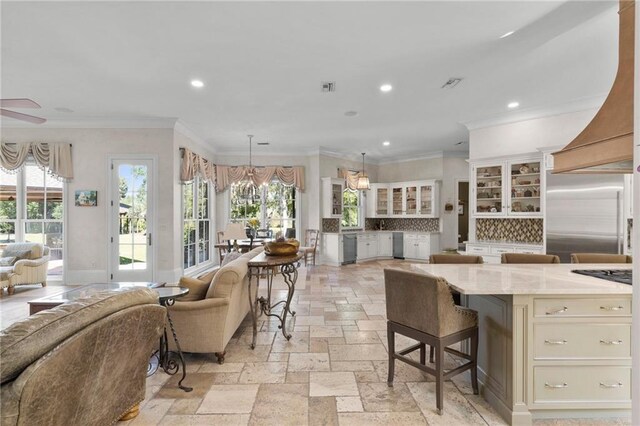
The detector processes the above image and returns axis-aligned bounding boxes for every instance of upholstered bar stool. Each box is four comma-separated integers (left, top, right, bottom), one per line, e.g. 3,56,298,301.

501,253,560,264
384,268,479,415
570,253,632,263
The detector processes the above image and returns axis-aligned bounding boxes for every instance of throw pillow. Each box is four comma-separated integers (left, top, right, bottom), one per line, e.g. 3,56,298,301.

221,250,242,266
0,256,17,266
197,268,218,285
178,277,210,301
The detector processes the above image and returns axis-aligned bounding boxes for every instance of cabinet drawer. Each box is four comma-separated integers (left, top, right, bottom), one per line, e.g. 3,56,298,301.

534,366,631,403
533,298,632,318
534,324,631,359
514,247,542,254
490,246,513,255
467,245,489,255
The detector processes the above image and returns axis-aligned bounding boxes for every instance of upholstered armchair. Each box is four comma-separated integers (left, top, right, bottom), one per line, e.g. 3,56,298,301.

0,288,165,425
167,247,263,364
0,243,50,295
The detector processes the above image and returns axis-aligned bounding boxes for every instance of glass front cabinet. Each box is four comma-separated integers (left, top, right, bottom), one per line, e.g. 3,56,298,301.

322,177,345,218
471,156,543,218
366,183,390,218
368,180,439,218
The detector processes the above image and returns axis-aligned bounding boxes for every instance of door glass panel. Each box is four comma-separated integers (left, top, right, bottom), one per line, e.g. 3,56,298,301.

509,161,541,214
25,222,43,243
0,169,17,243
376,188,388,215
476,165,503,213
392,187,403,215
118,164,148,270
420,185,432,215
405,186,417,215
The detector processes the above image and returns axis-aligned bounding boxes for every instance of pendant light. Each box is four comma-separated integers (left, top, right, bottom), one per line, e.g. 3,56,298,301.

356,152,370,190
237,135,260,203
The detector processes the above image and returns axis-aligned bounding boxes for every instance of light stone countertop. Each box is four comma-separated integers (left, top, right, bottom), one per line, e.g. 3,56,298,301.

409,263,632,295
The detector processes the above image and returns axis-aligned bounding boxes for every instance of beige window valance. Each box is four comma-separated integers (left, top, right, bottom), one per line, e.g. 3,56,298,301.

180,147,216,184
338,168,361,191
215,165,305,193
0,142,73,180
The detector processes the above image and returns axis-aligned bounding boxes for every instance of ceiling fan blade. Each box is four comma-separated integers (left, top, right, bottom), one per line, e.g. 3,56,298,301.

0,109,46,124
0,98,41,108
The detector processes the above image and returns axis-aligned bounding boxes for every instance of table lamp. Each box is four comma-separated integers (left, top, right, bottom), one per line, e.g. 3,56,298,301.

285,228,296,240
223,223,248,252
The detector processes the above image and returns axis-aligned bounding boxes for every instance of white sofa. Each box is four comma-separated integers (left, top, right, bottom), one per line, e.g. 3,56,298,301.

0,243,50,295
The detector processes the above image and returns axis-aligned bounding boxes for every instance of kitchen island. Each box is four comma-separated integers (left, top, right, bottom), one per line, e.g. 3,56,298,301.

411,263,632,426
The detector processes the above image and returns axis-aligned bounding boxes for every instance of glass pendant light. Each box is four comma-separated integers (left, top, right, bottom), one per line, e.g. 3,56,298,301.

356,152,370,190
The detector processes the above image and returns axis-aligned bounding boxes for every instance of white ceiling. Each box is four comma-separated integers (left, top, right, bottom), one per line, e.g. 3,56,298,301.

1,1,619,160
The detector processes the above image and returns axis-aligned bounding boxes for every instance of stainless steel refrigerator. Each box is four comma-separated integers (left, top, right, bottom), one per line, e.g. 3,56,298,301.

546,172,625,263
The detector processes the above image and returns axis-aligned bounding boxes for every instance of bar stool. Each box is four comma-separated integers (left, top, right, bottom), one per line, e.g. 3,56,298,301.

428,254,483,304
570,253,632,263
384,268,479,415
501,253,560,264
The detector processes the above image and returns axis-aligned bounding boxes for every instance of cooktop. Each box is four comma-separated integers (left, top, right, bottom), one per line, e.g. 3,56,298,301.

572,269,632,285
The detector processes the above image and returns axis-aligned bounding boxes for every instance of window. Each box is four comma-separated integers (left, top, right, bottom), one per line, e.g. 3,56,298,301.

0,165,64,276
342,189,360,228
229,180,297,238
183,177,211,270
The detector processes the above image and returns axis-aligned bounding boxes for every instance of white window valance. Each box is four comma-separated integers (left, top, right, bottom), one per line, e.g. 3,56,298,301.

0,142,73,181
215,165,305,193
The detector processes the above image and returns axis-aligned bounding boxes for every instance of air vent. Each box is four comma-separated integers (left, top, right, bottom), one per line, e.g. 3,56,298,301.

321,81,336,92
257,142,270,146
441,78,463,89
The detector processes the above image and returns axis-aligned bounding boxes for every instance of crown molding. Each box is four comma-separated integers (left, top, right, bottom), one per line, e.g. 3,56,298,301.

462,94,606,131
174,120,216,155
0,116,179,129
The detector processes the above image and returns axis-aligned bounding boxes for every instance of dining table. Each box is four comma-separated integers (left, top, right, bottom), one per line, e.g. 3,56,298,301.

214,238,274,253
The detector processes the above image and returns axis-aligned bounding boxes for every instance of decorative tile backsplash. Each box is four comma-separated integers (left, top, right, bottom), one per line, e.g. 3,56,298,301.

322,218,340,233
475,218,543,243
365,218,440,233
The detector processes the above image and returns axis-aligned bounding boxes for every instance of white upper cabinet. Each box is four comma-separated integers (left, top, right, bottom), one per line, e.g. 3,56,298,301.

471,156,543,218
322,177,345,219
368,180,439,218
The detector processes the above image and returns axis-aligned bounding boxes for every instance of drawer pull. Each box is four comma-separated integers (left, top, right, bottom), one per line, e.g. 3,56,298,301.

544,339,568,345
545,306,568,315
600,306,624,311
544,382,568,389
599,339,623,345
599,382,623,388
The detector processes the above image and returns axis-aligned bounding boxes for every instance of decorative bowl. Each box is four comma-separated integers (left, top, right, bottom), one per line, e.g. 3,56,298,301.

264,240,300,256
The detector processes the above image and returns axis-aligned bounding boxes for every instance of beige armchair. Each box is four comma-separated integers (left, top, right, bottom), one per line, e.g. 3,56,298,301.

0,288,165,425
167,247,263,364
0,243,50,295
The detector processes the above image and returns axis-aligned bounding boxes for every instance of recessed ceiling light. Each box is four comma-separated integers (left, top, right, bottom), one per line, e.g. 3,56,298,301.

383,141,391,146
344,111,358,117
380,84,393,93
500,31,515,39
190,79,204,88
507,101,520,109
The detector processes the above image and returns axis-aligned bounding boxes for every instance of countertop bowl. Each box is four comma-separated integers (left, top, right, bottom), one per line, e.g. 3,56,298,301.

264,240,300,256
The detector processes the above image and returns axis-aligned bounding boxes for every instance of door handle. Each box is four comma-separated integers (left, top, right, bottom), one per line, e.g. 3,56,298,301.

147,233,152,246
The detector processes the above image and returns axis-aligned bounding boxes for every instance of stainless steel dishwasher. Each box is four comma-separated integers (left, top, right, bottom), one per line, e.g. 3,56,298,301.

342,234,357,264
393,232,404,259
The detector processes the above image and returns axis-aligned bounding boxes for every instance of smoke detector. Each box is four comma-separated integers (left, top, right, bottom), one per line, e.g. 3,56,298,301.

441,78,463,89
321,81,336,92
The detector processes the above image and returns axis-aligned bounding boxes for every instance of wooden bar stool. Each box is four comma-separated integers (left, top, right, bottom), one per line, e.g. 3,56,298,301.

384,268,479,415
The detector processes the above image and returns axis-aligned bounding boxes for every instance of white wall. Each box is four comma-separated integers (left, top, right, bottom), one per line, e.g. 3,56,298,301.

2,127,178,284
469,108,599,160
377,157,442,182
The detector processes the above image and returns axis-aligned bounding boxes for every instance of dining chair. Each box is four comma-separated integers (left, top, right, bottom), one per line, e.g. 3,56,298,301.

216,231,229,264
300,229,320,266
570,253,632,263
384,268,479,415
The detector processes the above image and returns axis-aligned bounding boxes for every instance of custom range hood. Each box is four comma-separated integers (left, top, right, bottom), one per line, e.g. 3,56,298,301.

553,0,634,174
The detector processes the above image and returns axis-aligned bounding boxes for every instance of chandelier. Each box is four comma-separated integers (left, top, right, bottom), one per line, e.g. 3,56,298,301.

356,152,370,190
236,135,261,203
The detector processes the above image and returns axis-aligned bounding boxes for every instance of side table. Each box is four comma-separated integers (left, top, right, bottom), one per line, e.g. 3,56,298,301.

247,252,303,349
148,287,193,392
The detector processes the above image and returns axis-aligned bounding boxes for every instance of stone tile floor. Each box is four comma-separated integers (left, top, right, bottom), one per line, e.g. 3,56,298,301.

117,260,631,426
0,261,627,425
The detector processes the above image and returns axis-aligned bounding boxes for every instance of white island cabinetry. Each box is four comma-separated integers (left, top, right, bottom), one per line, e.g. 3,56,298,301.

413,263,632,425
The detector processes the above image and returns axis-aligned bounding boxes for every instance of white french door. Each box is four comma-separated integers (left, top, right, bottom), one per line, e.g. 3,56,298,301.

110,158,154,282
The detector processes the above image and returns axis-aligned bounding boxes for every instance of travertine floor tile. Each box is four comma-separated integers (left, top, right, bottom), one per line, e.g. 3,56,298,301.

336,396,364,413
358,382,420,412
271,332,310,353
238,362,287,384
356,320,387,331
160,414,250,425
406,382,486,425
309,396,339,426
310,325,344,338
337,412,427,425
309,372,359,397
197,385,259,414
288,352,331,372
249,384,308,425
329,344,387,361
343,331,381,344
